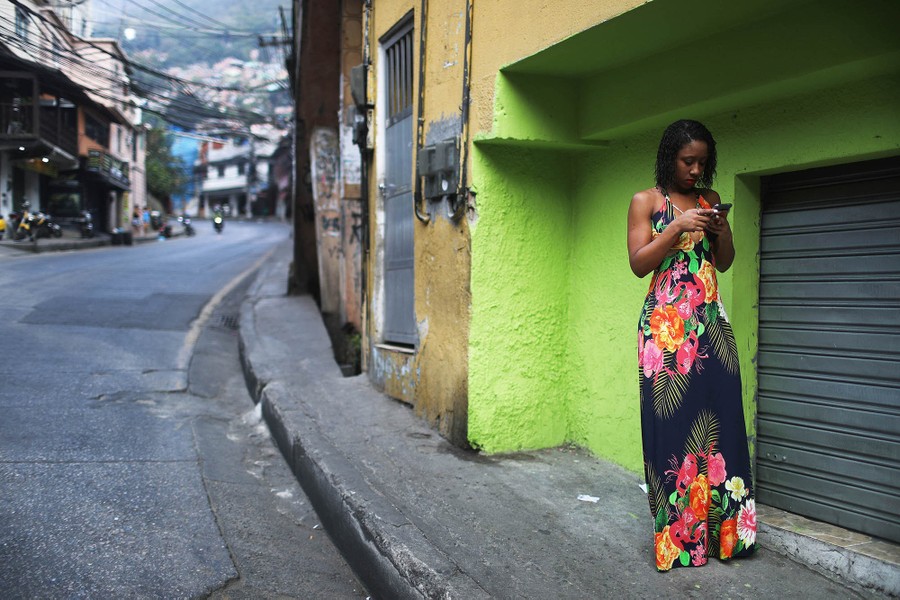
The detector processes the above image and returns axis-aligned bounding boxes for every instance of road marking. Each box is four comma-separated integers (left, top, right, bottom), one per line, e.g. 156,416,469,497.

177,247,276,370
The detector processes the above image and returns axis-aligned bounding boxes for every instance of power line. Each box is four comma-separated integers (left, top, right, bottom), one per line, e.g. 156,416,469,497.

92,0,259,36
0,19,272,126
5,2,259,93
1,1,287,129
169,0,237,31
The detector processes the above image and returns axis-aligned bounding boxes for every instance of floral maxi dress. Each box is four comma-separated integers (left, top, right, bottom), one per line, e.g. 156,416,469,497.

638,194,758,571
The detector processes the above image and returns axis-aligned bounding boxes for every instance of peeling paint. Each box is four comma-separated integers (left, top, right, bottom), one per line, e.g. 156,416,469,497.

370,345,416,404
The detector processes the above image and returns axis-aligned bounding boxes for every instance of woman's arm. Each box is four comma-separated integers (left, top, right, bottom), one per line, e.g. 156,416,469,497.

627,190,714,278
703,190,735,272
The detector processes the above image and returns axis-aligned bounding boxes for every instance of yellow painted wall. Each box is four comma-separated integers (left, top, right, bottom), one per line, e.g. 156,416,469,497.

367,1,475,444
468,0,644,138
365,0,646,446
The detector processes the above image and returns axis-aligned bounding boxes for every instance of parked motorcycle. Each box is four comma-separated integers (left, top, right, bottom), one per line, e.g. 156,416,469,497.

13,203,34,240
11,203,63,241
178,214,195,236
8,211,22,233
75,210,95,238
29,211,63,239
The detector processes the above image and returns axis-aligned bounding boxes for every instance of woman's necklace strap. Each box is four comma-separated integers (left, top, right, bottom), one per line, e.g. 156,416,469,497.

665,191,698,215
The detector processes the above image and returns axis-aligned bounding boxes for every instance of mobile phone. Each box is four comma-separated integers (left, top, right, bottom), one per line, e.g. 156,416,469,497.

713,203,732,212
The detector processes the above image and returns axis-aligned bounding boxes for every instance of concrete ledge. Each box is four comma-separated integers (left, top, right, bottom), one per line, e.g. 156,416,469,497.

759,507,900,597
238,296,488,600
0,237,108,253
260,382,434,600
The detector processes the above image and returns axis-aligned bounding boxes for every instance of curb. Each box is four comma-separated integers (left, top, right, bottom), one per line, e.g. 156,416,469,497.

0,237,107,253
0,231,183,254
238,295,489,600
759,522,900,597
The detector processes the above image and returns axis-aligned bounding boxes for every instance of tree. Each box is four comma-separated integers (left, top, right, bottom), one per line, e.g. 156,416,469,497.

145,127,188,203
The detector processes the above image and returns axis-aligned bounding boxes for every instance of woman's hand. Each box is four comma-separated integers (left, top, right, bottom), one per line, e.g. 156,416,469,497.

705,208,732,239
705,207,735,272
675,208,715,234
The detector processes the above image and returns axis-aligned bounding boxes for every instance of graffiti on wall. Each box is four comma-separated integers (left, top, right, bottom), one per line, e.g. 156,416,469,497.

341,124,361,191
310,128,340,215
349,211,363,244
310,127,342,313
321,215,340,234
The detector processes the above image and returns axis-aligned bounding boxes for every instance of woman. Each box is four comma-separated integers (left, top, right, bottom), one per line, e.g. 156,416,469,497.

627,119,757,571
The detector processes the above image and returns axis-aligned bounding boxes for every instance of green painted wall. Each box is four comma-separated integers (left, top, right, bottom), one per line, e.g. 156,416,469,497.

470,71,900,466
468,0,900,467
468,147,573,452
569,73,900,473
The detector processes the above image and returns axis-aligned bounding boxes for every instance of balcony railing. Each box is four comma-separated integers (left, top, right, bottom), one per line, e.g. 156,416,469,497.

86,149,130,189
39,102,78,156
1,100,78,157
1,101,34,137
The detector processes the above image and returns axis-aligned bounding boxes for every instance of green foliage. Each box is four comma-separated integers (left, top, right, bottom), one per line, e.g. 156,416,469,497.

145,128,188,200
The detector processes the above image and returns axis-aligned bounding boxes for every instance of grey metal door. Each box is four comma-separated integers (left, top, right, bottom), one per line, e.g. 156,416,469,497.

382,23,416,346
757,156,900,543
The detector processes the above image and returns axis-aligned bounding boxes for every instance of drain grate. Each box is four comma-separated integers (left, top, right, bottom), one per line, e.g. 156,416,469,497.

218,314,239,330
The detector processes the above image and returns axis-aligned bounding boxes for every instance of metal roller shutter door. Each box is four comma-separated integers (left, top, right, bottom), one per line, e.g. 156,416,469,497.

757,156,900,543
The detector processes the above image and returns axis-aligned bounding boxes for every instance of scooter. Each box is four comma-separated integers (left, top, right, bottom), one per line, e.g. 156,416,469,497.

75,210,94,238
13,203,34,241
179,214,195,236
29,212,63,239
213,213,224,233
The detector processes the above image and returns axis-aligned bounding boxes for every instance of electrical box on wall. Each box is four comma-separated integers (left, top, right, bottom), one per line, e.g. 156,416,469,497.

417,138,459,200
350,64,367,108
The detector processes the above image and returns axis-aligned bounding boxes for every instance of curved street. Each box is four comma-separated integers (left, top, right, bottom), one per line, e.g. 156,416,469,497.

0,221,367,598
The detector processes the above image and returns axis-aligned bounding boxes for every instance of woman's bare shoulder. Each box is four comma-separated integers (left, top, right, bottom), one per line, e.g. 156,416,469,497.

631,187,661,212
697,188,721,204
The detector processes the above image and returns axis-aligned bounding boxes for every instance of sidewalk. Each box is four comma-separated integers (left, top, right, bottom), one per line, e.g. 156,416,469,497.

0,227,178,254
239,240,898,600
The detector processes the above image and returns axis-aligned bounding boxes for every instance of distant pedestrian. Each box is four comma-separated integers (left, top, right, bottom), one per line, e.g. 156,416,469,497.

627,119,757,571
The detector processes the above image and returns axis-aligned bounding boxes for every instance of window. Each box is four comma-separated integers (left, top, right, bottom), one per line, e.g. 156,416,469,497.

237,162,245,176
385,26,413,125
218,165,225,177
84,114,109,144
15,7,30,42
1,76,36,135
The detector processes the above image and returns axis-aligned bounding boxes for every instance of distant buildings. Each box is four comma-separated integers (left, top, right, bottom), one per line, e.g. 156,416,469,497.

193,125,286,218
0,0,146,233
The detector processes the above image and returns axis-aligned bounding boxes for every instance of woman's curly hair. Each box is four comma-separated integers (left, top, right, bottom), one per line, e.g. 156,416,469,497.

655,119,717,191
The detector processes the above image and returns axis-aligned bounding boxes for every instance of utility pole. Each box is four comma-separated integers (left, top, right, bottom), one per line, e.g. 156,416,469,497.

246,135,256,218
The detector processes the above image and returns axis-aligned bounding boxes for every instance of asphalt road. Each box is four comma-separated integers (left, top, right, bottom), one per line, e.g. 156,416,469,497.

0,220,367,598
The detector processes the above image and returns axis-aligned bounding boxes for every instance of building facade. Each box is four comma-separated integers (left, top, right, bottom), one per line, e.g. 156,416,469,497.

0,0,144,233
195,132,280,219
293,0,900,545
288,0,365,366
